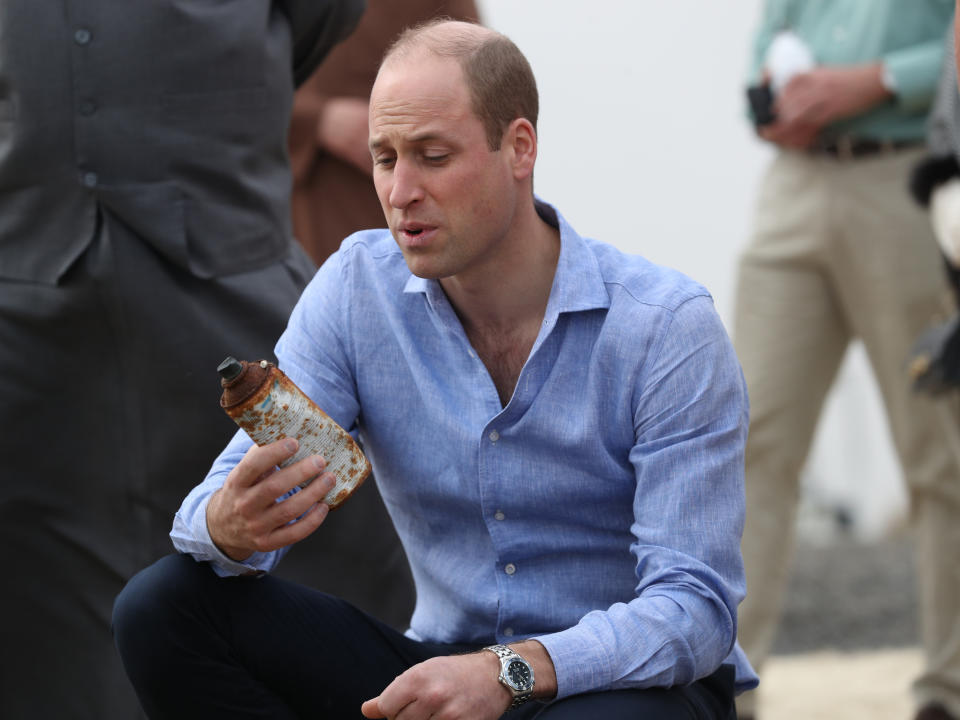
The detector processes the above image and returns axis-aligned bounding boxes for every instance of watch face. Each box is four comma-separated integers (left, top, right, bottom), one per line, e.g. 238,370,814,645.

506,659,532,691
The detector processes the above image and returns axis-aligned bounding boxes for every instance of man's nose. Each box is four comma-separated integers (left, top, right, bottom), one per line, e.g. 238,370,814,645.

388,159,424,209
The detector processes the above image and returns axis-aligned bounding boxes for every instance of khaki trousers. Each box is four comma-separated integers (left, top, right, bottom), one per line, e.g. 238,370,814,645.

733,148,960,717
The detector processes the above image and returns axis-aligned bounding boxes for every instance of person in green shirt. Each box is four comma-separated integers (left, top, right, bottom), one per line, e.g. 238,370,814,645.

733,3,960,720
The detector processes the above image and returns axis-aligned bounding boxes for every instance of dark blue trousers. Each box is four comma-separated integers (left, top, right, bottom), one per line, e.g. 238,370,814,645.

113,554,735,719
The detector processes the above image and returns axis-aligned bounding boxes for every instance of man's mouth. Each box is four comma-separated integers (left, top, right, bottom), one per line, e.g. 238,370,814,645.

398,222,437,245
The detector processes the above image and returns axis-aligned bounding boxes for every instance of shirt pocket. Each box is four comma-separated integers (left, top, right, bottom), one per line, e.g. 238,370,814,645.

159,0,275,95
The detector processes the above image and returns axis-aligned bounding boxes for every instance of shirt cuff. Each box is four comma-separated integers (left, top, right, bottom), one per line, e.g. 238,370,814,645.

170,500,276,577
533,624,615,699
882,39,947,112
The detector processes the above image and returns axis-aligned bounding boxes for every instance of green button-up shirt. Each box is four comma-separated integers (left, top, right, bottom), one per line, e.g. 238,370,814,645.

748,0,954,141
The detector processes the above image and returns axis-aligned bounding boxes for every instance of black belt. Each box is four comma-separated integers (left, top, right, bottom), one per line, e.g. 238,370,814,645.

812,136,922,159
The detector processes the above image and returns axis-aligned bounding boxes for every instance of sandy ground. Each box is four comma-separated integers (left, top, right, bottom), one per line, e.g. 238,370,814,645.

759,647,922,720
748,525,925,720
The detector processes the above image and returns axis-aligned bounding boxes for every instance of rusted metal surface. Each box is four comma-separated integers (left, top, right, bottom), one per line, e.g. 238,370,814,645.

219,358,370,508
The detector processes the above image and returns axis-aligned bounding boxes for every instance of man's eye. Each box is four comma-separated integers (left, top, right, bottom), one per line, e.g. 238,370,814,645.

424,154,448,164
375,156,395,167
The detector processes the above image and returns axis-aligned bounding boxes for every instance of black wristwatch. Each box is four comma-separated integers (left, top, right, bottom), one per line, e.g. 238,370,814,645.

484,644,535,710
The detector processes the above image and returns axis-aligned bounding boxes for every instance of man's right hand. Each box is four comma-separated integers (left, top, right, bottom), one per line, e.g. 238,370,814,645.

318,96,374,176
206,438,337,562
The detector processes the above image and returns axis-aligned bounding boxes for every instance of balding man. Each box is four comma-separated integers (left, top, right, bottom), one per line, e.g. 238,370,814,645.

113,20,755,719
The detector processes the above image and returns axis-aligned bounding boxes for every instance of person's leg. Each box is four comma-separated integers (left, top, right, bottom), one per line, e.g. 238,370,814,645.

830,148,960,719
0,222,147,720
530,665,735,720
113,554,452,719
732,151,851,718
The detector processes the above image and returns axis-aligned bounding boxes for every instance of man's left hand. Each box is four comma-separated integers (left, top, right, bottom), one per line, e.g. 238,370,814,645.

360,652,510,720
774,63,890,133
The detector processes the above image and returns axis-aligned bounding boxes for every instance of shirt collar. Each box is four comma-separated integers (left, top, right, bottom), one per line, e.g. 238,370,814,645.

402,198,611,320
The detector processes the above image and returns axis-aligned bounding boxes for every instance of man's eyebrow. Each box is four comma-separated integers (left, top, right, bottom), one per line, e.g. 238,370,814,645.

369,132,450,151
408,132,447,144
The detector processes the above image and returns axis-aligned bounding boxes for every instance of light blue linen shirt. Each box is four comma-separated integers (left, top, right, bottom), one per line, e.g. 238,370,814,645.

171,201,758,698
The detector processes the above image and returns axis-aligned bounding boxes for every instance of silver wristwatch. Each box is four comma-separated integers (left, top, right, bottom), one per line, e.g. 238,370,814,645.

484,644,535,710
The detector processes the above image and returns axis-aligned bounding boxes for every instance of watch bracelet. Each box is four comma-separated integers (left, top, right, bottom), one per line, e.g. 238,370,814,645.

483,644,534,709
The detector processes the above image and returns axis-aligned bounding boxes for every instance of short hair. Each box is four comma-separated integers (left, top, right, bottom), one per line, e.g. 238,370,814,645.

383,20,539,151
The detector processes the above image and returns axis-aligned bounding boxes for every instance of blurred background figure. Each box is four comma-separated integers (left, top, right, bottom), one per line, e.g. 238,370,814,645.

288,1,481,266
732,3,960,720
0,2,361,717
277,0,481,630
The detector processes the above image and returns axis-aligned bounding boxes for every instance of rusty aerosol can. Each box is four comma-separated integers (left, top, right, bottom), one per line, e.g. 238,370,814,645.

217,356,370,509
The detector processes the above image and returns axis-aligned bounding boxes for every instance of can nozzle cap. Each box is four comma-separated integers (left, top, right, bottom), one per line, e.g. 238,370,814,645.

217,356,244,382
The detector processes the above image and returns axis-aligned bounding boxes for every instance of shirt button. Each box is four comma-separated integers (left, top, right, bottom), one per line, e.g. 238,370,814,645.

79,99,97,116
81,172,98,188
489,430,500,443
504,563,516,575
503,627,515,637
74,28,92,45
494,510,505,521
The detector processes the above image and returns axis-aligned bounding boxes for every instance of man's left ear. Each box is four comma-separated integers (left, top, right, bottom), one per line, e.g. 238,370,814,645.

506,118,537,180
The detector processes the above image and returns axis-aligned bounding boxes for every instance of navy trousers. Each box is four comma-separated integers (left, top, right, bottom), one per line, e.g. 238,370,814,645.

113,554,735,719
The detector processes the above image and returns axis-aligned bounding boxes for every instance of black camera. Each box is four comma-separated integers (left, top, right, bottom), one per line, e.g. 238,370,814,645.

746,84,776,127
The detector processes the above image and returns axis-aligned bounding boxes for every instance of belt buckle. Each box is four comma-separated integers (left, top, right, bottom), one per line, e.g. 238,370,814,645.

836,135,854,161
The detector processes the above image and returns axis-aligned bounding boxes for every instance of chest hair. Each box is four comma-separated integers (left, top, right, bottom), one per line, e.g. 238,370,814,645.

466,323,538,407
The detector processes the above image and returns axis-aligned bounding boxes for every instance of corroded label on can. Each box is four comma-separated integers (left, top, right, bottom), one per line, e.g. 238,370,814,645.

223,364,369,509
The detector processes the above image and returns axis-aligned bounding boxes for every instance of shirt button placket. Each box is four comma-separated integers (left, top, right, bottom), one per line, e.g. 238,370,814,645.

73,26,98,188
